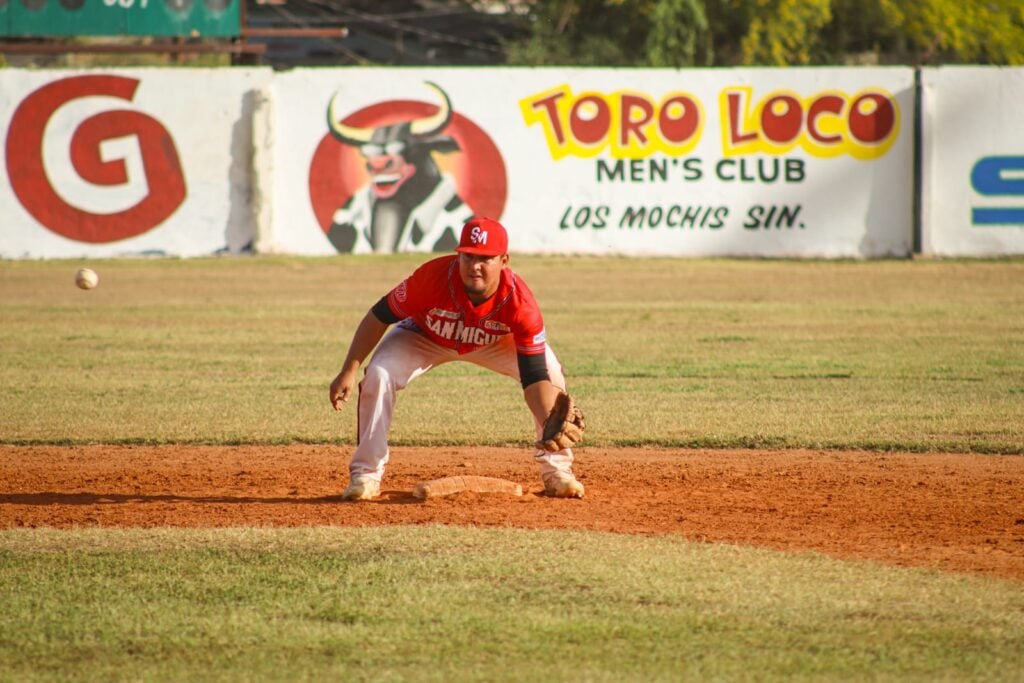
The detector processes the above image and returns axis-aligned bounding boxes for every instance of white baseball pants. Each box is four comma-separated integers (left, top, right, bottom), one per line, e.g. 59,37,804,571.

349,325,576,484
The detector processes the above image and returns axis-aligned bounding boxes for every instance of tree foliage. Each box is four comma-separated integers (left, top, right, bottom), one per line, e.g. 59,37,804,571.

502,0,650,66
502,0,1024,66
881,0,1024,65
646,0,712,66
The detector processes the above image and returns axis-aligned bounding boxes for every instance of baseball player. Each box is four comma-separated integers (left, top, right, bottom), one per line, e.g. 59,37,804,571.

329,216,586,501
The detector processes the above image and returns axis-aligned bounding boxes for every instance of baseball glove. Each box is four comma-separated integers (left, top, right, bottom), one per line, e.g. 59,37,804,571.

536,392,586,452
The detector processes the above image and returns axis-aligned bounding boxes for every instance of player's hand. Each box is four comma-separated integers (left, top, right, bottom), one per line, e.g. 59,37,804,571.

329,369,357,411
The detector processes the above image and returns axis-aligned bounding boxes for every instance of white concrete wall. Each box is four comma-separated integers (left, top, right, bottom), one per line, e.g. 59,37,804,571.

921,66,1024,256
4,65,1022,259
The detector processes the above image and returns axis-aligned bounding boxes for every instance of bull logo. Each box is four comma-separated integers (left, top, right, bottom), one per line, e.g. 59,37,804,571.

324,82,475,254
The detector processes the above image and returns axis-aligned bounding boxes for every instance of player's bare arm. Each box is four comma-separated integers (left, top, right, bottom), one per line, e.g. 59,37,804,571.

523,379,559,425
330,310,390,410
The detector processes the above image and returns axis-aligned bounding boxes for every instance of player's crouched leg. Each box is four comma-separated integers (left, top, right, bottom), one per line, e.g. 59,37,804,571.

536,451,585,499
343,363,400,502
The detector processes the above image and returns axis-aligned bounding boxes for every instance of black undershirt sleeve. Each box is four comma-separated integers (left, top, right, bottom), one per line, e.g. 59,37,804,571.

371,295,402,325
517,352,550,389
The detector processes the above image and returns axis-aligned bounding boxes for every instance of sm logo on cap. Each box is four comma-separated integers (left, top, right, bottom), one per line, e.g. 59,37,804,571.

470,226,489,244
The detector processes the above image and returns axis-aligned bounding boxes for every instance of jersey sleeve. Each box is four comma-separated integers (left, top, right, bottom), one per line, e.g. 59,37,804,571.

384,256,448,323
385,277,414,320
511,277,547,355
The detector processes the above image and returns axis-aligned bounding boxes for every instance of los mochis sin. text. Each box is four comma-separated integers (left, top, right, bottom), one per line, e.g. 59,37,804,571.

560,204,805,231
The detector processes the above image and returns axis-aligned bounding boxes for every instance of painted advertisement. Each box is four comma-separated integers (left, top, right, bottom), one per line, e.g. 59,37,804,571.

264,67,915,258
921,66,1024,256
0,68,270,259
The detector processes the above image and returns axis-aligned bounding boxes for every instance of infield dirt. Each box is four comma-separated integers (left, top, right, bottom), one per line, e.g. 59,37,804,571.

2,445,1021,581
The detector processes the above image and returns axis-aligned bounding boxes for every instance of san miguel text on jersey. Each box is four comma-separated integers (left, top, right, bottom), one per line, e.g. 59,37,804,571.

424,308,515,346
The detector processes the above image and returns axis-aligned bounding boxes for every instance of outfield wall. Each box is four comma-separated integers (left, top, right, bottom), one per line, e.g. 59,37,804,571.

0,66,1020,259
921,66,1024,257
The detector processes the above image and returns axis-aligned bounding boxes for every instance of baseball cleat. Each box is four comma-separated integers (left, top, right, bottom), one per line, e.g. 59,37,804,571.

543,472,585,499
341,475,381,501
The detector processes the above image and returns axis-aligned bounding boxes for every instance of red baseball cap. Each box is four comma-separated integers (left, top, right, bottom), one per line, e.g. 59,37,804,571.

455,217,508,256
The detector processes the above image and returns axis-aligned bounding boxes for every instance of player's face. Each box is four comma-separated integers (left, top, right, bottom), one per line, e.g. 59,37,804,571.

458,252,508,302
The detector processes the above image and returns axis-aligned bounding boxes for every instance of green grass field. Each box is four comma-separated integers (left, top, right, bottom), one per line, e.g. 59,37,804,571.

2,256,1023,680
2,256,1022,451
2,527,1023,682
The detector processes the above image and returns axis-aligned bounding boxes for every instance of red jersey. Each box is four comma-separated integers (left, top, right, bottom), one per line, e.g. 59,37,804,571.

385,255,547,356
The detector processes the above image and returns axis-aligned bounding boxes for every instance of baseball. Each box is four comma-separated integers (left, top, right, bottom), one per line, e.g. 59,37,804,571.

75,268,99,290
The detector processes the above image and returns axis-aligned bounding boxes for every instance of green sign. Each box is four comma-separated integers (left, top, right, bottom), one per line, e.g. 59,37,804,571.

0,0,240,38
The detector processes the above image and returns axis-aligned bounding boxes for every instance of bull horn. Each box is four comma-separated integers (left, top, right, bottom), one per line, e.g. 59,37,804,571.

327,90,374,145
409,81,452,136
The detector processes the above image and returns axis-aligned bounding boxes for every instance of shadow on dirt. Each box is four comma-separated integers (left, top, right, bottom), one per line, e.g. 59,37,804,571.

0,492,425,506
